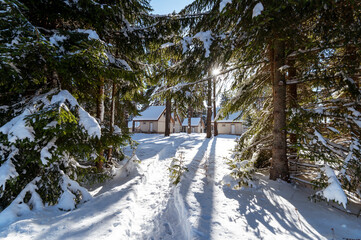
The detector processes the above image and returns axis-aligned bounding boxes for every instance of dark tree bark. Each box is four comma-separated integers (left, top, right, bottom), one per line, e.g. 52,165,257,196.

206,79,212,138
108,82,116,161
96,78,105,171
288,59,298,155
270,40,289,181
213,78,218,136
96,79,105,123
165,97,171,136
187,106,192,134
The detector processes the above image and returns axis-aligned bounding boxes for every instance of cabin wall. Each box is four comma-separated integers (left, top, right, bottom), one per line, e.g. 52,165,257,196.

217,122,244,135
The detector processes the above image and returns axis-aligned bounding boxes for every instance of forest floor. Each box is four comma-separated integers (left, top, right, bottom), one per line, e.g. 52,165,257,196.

1,133,361,240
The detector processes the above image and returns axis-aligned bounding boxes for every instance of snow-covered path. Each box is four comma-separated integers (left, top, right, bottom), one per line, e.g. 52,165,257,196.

1,133,361,240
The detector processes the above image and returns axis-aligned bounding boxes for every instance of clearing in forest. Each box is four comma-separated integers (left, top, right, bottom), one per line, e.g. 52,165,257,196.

1,133,360,240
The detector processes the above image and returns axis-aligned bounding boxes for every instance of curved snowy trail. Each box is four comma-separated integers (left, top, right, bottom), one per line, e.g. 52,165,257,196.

1,133,361,240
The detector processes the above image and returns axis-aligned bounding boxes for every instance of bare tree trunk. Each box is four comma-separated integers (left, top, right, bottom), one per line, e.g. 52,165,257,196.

124,107,129,133
165,97,171,136
288,59,298,154
96,78,105,171
206,79,212,138
187,106,192,134
270,40,289,181
213,78,218,136
108,83,116,161
173,102,177,133
96,79,105,123
51,70,61,89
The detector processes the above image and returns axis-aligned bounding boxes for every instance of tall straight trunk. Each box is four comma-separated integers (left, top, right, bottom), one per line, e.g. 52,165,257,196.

96,79,105,123
96,78,105,171
187,106,192,134
108,83,116,161
213,78,218,136
173,103,177,133
288,59,298,157
124,107,129,133
270,40,289,181
165,97,171,136
206,79,212,138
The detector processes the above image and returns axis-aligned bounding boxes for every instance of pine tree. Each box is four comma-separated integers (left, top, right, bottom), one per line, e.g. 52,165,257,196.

0,0,162,212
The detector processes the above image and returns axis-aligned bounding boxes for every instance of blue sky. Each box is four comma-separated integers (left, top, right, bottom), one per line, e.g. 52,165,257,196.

150,0,193,14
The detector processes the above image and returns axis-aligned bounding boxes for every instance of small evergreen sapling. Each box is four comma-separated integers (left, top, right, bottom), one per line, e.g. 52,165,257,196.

168,151,188,185
225,150,260,189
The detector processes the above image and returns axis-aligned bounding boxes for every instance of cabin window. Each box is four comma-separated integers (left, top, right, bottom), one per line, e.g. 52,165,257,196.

222,124,226,127
143,122,146,124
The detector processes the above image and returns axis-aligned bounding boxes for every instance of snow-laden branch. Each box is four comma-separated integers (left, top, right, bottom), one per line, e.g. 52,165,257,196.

316,164,348,208
154,60,267,95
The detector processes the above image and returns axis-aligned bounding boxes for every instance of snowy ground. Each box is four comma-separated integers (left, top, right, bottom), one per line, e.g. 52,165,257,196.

0,133,360,240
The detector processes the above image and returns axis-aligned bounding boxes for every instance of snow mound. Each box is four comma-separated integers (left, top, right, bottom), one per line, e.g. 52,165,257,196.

57,173,92,211
0,177,42,227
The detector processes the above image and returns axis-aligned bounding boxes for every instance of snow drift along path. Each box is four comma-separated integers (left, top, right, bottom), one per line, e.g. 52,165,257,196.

0,133,361,240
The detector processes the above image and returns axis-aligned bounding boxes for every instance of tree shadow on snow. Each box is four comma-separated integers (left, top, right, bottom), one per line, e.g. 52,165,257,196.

180,138,211,199
147,137,213,239
125,134,187,161
193,137,217,239
222,179,324,239
35,180,140,240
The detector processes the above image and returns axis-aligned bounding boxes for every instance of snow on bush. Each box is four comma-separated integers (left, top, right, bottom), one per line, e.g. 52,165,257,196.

219,0,232,12
224,150,260,188
316,164,347,208
0,89,119,223
0,177,44,226
252,2,264,18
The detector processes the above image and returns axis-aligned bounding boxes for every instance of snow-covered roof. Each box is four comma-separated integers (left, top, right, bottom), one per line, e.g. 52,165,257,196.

213,111,243,123
182,118,202,127
133,106,165,121
128,121,140,128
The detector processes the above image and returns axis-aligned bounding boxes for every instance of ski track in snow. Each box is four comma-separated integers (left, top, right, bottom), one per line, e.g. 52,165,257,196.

1,133,361,240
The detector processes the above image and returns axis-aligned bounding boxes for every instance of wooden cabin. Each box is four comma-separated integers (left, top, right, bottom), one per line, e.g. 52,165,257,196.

182,117,205,133
132,106,181,134
212,111,245,135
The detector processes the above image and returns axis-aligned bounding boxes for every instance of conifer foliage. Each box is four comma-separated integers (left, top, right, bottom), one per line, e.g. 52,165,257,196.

168,0,361,206
0,0,155,212
0,90,104,212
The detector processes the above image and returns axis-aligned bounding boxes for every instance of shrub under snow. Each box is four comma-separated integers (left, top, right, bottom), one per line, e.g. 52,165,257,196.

0,89,121,217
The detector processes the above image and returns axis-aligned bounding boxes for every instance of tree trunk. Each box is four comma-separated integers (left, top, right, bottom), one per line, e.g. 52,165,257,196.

96,79,105,123
287,59,298,156
108,83,116,161
206,79,212,138
270,40,289,181
187,106,192,134
124,107,129,133
96,78,105,171
213,78,218,136
165,97,171,136
173,103,177,133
